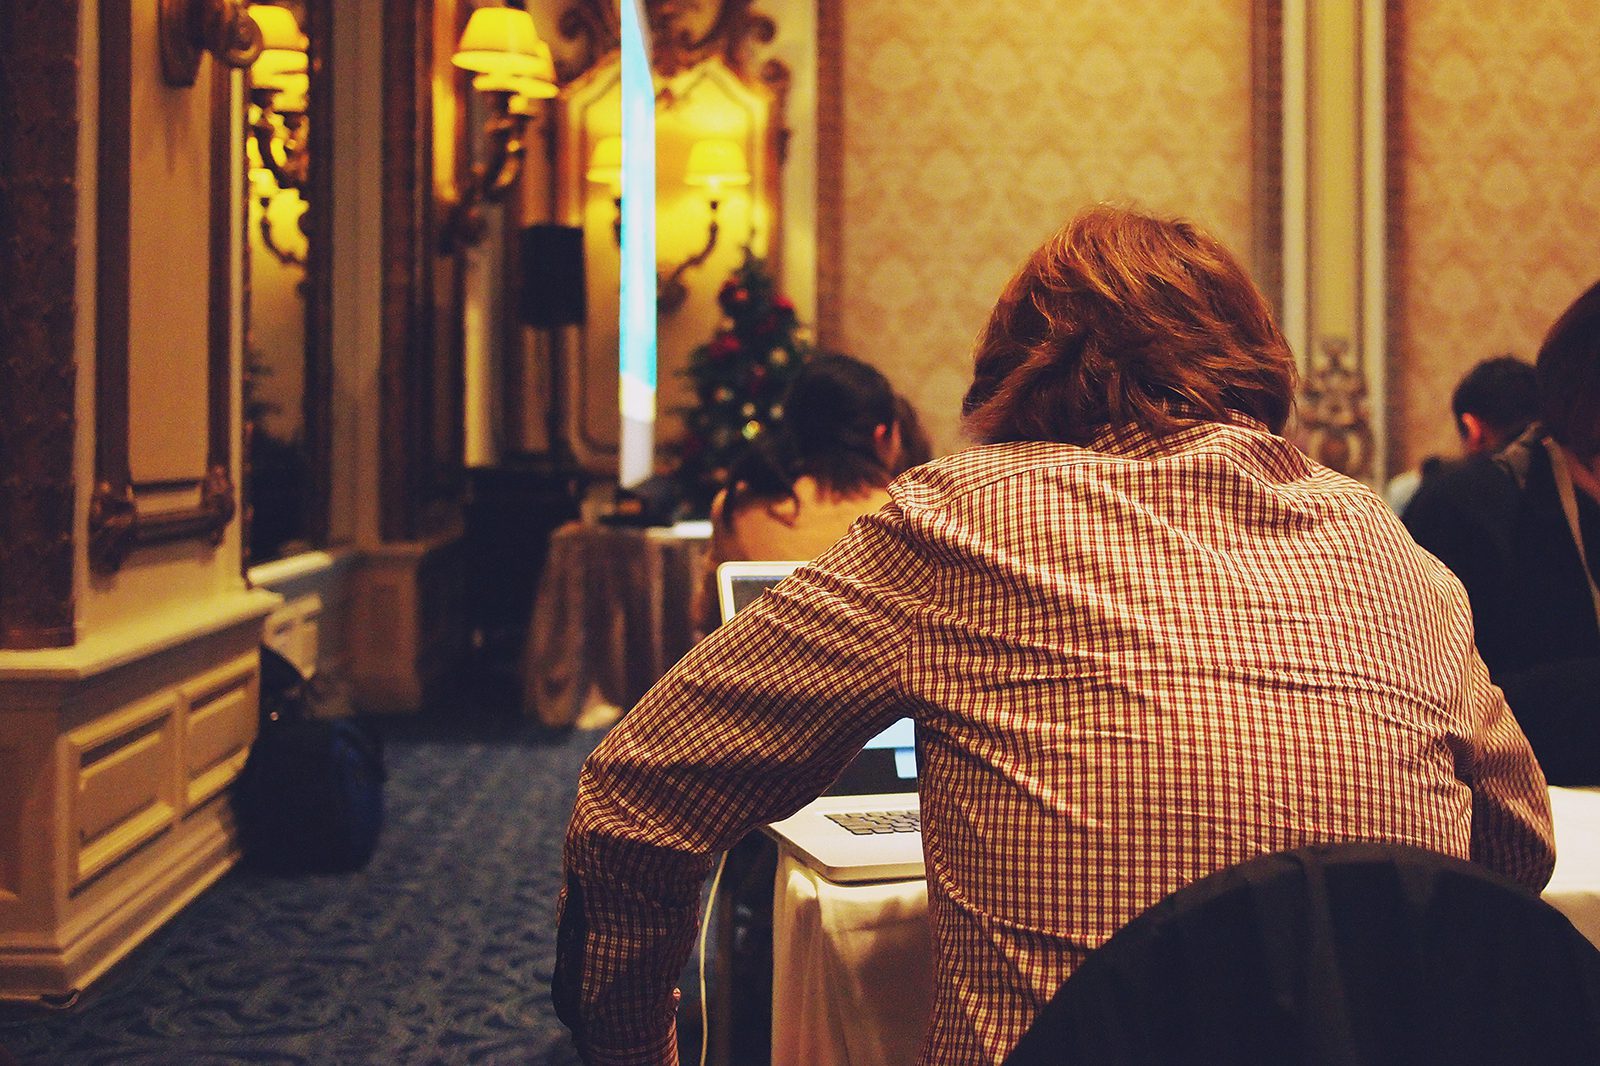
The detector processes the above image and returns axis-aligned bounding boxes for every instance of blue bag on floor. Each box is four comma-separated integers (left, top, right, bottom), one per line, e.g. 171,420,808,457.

232,647,386,875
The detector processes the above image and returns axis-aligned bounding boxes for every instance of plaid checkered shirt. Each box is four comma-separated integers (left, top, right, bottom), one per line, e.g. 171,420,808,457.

555,418,1555,1064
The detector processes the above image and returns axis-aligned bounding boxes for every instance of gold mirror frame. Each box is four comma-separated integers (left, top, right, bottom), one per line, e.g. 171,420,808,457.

548,0,791,472
90,0,237,576
241,0,334,566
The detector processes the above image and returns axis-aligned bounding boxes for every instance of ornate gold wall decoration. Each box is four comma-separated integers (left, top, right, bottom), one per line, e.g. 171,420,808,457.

157,0,262,87
1390,0,1600,471
1300,336,1375,478
557,0,620,79
819,0,1257,454
557,0,779,82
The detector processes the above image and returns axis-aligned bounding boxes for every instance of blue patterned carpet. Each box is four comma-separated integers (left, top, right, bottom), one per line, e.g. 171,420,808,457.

0,697,604,1065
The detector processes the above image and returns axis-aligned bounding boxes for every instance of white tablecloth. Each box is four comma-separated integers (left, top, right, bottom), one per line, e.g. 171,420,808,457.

770,852,933,1066
769,787,1600,1066
521,521,711,727
1544,786,1600,947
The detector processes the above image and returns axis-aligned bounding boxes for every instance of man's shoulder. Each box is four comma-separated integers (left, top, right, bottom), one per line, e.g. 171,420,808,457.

889,441,1089,509
1404,454,1519,521
1402,454,1524,564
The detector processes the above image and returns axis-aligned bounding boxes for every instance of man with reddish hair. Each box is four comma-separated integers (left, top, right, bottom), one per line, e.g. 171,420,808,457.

554,205,1553,1064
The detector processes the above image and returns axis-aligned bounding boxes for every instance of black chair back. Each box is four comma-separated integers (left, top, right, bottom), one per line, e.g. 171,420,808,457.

1004,842,1600,1065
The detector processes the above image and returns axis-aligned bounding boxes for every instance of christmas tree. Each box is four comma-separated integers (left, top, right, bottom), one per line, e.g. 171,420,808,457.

672,251,812,515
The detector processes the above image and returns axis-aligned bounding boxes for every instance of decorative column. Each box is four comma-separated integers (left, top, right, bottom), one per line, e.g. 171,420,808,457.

1280,0,1391,483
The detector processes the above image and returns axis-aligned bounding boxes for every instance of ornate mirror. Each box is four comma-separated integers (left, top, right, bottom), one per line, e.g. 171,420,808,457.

242,0,332,564
547,0,789,475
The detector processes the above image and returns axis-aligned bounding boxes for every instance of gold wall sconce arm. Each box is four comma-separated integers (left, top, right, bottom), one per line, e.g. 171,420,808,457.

159,0,264,87
249,86,310,193
253,187,307,268
657,198,723,314
440,7,558,254
656,137,749,314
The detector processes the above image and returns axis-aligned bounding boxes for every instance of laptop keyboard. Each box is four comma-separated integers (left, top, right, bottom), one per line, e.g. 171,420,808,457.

825,810,920,835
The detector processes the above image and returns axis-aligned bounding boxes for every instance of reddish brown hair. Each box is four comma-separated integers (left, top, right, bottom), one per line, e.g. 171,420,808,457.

961,205,1296,444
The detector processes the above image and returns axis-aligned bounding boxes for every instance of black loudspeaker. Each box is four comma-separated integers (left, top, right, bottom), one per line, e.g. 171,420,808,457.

520,224,587,327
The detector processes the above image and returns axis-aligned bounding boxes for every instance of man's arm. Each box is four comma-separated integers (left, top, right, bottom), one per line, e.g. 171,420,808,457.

1460,657,1556,891
554,506,926,1063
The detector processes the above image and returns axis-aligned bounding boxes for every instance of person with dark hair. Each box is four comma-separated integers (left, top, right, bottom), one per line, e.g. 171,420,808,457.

1406,280,1600,784
1451,354,1540,453
1386,355,1539,514
693,352,901,634
555,205,1552,1063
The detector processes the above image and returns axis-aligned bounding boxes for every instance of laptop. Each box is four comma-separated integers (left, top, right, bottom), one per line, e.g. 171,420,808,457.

716,561,926,883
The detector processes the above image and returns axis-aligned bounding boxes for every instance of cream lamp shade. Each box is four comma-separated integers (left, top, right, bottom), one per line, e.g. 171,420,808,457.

586,135,623,192
269,71,310,114
248,5,308,82
684,138,751,194
471,67,559,100
452,7,553,78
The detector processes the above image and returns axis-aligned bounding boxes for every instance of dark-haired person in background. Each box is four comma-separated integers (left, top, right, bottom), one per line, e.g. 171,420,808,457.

555,205,1552,1063
1385,354,1539,516
892,391,935,474
692,352,902,635
1405,281,1600,784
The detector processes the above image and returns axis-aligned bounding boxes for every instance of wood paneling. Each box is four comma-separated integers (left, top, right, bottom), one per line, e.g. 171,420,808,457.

181,658,257,810
69,695,180,890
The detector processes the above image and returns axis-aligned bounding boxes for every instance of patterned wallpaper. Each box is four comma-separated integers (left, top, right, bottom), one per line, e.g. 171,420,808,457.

829,1,1256,455
1393,0,1600,470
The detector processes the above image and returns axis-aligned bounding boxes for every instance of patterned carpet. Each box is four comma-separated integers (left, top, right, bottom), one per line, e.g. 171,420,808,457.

0,693,605,1065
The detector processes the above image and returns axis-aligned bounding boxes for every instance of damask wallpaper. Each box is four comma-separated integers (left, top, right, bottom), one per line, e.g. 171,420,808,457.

828,1,1256,454
1393,0,1600,470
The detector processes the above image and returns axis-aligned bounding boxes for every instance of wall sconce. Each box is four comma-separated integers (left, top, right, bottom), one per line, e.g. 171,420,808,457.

657,137,750,314
246,5,309,194
586,135,623,245
249,4,307,81
159,0,265,87
441,6,559,253
249,164,306,267
242,5,309,267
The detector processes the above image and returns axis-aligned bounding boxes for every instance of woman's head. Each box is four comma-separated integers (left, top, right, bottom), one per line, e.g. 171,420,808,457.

961,204,1296,445
1536,278,1600,462
723,353,898,516
783,353,898,478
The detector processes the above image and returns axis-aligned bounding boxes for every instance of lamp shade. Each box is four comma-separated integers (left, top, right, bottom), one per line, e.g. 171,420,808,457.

269,72,310,114
684,138,751,191
249,5,308,81
471,68,559,100
586,135,623,190
453,7,552,78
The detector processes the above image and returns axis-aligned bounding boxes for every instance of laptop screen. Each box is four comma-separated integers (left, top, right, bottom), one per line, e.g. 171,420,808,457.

715,561,918,790
727,573,781,618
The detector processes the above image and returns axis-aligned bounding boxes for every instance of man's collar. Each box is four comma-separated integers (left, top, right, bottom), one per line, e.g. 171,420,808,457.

1083,412,1271,459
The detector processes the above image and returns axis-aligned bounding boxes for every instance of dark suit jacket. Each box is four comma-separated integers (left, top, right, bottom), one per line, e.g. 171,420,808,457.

1404,434,1600,784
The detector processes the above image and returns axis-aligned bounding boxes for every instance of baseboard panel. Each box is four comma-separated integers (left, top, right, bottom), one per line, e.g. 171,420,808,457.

0,806,238,1000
